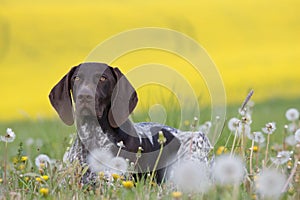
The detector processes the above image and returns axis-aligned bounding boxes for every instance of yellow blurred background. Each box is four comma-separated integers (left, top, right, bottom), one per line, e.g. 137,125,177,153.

0,0,300,121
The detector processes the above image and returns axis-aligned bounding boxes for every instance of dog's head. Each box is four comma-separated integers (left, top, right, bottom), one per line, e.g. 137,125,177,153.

49,63,138,127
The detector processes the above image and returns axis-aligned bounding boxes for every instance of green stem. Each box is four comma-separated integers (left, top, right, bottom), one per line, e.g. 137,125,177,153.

148,143,164,191
4,141,8,186
264,134,270,168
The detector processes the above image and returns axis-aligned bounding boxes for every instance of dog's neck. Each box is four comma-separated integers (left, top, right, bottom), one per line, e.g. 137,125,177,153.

75,116,114,152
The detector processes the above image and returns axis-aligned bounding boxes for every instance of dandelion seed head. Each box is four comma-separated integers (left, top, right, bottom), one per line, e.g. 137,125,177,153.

285,108,299,121
108,157,128,174
35,154,51,168
1,128,16,143
238,123,251,136
213,154,245,185
262,122,276,134
270,151,291,165
295,129,300,142
170,160,211,193
256,168,286,198
228,118,240,132
285,135,297,146
87,149,113,173
247,131,265,144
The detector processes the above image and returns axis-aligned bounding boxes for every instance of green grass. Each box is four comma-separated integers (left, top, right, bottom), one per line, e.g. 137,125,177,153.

0,98,299,199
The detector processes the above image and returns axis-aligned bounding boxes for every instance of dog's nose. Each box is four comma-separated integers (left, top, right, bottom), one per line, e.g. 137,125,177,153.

78,89,94,102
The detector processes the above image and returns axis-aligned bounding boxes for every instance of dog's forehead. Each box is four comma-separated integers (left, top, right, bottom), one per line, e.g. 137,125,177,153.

75,63,111,75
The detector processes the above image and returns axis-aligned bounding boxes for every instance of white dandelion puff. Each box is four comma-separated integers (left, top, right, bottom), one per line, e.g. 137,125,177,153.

228,118,240,132
270,151,291,165
238,123,251,136
213,154,245,185
285,135,297,146
256,168,286,198
295,129,300,142
87,149,113,173
170,160,211,193
108,157,128,174
1,128,16,143
35,154,51,168
247,131,265,144
285,108,299,121
262,122,276,134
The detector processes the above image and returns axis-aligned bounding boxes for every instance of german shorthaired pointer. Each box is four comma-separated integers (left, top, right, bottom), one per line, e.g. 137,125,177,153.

49,62,211,184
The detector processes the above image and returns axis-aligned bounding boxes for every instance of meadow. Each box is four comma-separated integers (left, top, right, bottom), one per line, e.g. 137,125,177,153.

1,0,300,199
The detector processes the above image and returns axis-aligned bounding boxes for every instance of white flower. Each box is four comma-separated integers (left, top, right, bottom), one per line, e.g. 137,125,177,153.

285,108,299,121
262,122,276,134
1,128,16,143
213,154,245,185
238,123,251,136
256,168,286,198
228,118,240,132
247,131,265,144
270,151,291,165
108,157,128,174
285,135,297,146
295,129,300,142
170,160,211,193
117,141,125,148
241,114,252,125
35,154,51,168
87,149,113,173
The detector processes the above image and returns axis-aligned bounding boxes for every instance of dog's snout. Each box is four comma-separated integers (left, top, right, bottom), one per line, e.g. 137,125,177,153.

78,88,94,102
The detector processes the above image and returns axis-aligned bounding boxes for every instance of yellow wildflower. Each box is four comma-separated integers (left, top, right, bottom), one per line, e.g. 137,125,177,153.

99,172,105,180
21,156,28,162
39,188,49,196
122,180,134,189
0,178,2,183
36,177,42,182
252,146,259,153
12,157,18,164
24,177,29,182
112,173,120,180
172,191,182,199
216,146,227,155
183,120,190,126
18,164,25,170
41,175,49,181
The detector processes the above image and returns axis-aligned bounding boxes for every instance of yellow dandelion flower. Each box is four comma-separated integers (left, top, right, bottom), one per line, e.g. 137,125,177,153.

99,172,105,180
122,180,134,189
41,175,49,181
24,177,29,182
251,194,257,199
39,188,49,196
0,178,2,183
252,146,259,153
183,120,190,126
172,191,182,199
39,163,46,168
12,157,18,164
216,146,227,155
112,173,120,180
18,164,26,170
21,156,28,162
36,177,42,182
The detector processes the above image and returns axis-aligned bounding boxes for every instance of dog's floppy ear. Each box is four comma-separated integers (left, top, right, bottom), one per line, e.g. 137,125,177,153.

108,67,138,128
49,66,77,126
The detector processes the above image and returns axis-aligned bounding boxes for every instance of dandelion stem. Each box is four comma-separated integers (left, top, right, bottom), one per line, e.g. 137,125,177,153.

3,141,8,186
231,129,238,156
264,134,271,168
249,139,255,175
148,143,164,191
282,157,298,193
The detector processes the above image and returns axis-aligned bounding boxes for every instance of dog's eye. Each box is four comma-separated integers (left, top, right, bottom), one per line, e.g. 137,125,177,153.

73,76,80,81
100,76,107,82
